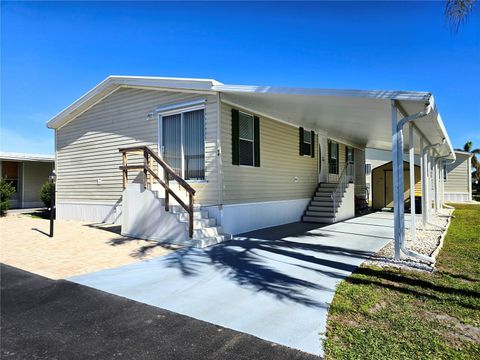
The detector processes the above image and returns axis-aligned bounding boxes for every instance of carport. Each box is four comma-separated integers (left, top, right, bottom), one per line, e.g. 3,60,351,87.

214,84,455,262
71,212,408,357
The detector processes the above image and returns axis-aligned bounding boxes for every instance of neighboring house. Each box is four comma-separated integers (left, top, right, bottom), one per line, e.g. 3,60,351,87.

0,152,54,208
444,150,473,202
46,76,454,248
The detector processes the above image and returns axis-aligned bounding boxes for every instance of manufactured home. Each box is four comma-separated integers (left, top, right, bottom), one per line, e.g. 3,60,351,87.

444,150,473,202
47,76,455,251
0,152,54,208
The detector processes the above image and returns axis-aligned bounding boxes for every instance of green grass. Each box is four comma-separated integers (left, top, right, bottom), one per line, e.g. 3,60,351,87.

325,204,480,360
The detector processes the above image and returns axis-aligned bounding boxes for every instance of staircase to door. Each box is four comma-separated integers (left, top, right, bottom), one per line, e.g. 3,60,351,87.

119,146,231,248
302,163,355,224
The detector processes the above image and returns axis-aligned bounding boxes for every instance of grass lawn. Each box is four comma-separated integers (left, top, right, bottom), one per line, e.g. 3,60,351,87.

325,204,480,359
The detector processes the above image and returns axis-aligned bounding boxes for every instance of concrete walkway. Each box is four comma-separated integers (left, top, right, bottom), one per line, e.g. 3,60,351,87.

70,212,396,356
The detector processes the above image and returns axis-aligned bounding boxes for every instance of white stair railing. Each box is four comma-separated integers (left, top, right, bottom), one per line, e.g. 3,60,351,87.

331,163,354,221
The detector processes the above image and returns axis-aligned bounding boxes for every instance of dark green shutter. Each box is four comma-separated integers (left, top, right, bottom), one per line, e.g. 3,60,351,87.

299,127,304,156
310,130,315,158
254,116,260,167
231,109,240,165
345,146,349,163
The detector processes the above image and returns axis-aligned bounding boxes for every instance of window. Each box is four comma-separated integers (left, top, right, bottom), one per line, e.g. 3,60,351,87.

232,109,260,167
328,141,339,174
299,127,315,157
239,112,255,166
2,161,18,192
346,146,354,163
161,108,205,180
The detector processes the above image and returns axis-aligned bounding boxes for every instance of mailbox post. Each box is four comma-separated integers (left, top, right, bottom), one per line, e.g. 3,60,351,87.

49,170,56,237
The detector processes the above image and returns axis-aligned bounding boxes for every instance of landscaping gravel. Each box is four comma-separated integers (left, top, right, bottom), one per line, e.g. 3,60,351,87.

365,208,454,271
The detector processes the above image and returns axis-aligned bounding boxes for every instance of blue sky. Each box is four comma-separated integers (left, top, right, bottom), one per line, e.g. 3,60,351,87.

1,1,479,155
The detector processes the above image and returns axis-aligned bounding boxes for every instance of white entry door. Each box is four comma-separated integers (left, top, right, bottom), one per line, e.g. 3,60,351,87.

318,133,328,182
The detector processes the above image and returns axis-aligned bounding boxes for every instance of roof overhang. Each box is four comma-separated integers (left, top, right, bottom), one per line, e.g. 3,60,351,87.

0,152,55,162
214,84,454,159
46,76,223,129
46,76,454,160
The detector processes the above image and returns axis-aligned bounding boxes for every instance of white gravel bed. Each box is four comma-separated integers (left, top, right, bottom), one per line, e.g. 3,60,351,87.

365,208,454,271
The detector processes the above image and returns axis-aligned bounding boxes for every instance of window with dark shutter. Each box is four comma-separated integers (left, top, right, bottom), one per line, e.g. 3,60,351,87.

233,109,260,167
299,128,314,157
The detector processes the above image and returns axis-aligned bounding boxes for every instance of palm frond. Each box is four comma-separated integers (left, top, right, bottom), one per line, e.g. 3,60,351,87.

445,0,476,32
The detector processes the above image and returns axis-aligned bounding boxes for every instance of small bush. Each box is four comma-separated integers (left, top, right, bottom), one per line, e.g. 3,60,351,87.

40,181,53,208
0,178,16,216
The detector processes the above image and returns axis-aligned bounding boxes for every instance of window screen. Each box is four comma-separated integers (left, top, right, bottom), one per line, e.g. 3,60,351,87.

239,112,255,166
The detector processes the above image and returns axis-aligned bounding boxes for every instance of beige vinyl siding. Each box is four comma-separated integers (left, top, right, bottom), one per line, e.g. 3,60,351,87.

56,87,219,205
220,103,318,204
445,153,470,193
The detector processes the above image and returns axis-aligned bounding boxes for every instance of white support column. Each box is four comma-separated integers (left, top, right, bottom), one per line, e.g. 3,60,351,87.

422,141,429,226
409,124,416,243
427,153,433,223
420,138,426,226
391,100,403,260
434,160,440,212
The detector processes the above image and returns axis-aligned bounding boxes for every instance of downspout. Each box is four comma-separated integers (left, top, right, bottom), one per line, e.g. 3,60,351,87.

395,103,437,263
422,139,446,223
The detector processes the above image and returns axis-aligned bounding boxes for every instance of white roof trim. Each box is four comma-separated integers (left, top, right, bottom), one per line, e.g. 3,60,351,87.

46,76,223,129
213,84,431,102
0,152,54,162
45,75,454,159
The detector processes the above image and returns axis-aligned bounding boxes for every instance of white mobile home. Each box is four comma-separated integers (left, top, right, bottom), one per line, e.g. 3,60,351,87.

47,76,454,254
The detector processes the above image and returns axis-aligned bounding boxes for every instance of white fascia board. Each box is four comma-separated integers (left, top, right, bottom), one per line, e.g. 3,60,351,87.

213,84,431,102
46,76,223,129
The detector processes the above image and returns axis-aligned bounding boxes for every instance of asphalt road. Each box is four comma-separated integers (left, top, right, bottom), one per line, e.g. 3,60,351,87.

1,264,320,360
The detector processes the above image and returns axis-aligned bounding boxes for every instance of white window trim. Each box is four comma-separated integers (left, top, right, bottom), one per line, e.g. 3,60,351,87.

238,111,255,167
157,106,206,181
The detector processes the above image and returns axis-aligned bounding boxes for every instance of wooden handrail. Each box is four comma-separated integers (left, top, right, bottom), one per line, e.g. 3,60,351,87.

119,145,195,238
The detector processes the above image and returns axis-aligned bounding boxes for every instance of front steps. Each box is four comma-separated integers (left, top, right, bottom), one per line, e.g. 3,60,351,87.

302,183,346,223
170,205,232,248
121,185,232,249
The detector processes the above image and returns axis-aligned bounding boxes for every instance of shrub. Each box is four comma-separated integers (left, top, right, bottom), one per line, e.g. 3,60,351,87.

0,178,16,216
40,181,53,208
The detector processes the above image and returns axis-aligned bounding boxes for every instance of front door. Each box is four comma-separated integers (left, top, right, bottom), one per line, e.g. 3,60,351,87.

318,133,328,182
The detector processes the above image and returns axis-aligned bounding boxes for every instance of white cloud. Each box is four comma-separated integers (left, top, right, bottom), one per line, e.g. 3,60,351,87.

0,127,54,155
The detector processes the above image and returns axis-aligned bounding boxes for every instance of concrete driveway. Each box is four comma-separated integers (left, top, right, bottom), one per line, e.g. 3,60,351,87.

70,212,396,356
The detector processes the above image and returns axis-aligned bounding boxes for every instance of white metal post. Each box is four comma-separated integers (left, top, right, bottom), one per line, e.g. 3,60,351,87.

434,160,440,212
421,139,428,226
391,100,402,260
409,124,416,243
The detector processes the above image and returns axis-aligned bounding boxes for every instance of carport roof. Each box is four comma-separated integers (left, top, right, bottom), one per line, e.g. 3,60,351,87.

46,76,454,159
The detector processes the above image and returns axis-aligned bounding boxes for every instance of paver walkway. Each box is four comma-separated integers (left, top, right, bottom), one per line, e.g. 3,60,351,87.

70,213,397,356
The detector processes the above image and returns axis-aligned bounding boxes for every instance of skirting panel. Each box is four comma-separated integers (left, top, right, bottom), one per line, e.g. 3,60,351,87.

204,198,311,235
56,202,122,223
443,192,471,203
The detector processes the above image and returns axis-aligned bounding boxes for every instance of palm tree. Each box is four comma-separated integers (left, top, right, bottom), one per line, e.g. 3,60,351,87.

455,141,480,182
445,0,477,32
